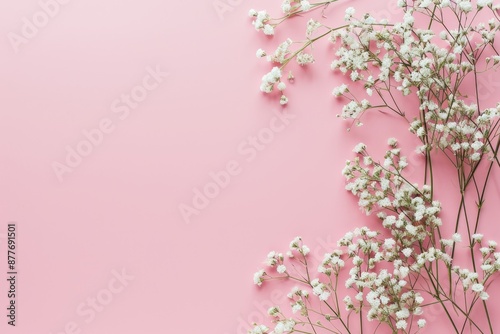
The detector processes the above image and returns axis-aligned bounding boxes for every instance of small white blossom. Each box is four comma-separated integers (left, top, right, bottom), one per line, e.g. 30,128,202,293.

254,270,266,286
477,0,492,9
396,319,407,329
473,234,484,243
280,95,288,105
353,143,366,153
277,264,287,274
332,84,349,97
256,49,266,58
459,1,473,12
268,306,280,316
263,24,275,36
472,283,484,292
344,7,355,21
250,324,269,334
300,0,311,11
402,248,413,257
319,291,331,301
419,0,433,8
281,0,292,14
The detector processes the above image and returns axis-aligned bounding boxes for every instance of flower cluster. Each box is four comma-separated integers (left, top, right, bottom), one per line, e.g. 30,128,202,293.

251,225,429,332
344,141,443,246
249,142,500,333
411,102,500,165
248,0,500,332
249,10,274,35
338,227,427,331
260,67,282,93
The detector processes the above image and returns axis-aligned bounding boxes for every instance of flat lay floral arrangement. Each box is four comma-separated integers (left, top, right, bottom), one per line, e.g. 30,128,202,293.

248,0,500,333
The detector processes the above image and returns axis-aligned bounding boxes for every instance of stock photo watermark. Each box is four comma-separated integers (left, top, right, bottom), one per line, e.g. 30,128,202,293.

7,0,73,54
48,268,134,334
179,110,296,224
213,0,244,21
51,65,169,183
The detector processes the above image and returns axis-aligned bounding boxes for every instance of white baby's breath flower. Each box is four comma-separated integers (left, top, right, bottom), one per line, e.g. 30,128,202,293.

300,0,311,11
280,95,289,105
291,302,302,313
480,291,490,300
353,143,366,153
332,84,349,97
402,248,413,257
344,7,355,21
282,0,292,14
451,143,461,151
481,264,493,272
254,270,266,286
319,291,331,301
263,24,275,35
473,234,484,243
406,224,417,235
296,52,314,65
470,152,481,161
350,71,360,81
384,238,396,249
472,283,484,292
250,324,269,334
388,138,398,147
441,239,453,247
452,233,462,243
477,0,492,9
459,1,473,12
396,319,407,329
419,0,433,8
471,141,484,151
290,236,301,249
260,67,282,93
480,247,491,256
403,11,414,26
268,306,280,316
396,308,410,319
306,19,321,37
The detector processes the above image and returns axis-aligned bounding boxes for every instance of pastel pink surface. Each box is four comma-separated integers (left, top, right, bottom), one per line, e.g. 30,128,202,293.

1,0,500,333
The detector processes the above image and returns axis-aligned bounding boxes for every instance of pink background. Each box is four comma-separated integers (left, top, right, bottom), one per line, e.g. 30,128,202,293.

1,0,500,333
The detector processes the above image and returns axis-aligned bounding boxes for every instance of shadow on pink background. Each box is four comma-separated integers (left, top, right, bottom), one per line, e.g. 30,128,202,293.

1,0,500,333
